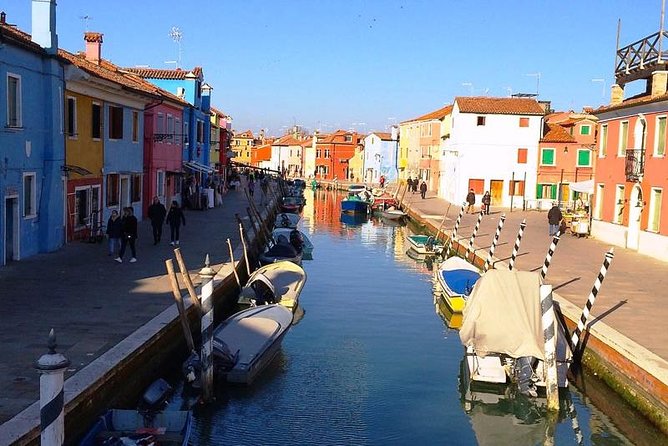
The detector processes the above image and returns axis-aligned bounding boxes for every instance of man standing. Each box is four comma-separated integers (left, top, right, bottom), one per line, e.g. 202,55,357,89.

548,202,563,236
466,189,476,213
148,196,167,245
115,207,138,263
419,180,427,199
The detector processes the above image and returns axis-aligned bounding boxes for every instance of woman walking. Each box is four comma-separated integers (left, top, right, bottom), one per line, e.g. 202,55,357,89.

482,191,491,215
106,210,122,257
166,200,186,246
115,207,138,263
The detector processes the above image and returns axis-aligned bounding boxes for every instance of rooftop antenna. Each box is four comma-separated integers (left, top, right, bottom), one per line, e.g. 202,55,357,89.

525,72,541,96
79,15,93,32
168,26,183,69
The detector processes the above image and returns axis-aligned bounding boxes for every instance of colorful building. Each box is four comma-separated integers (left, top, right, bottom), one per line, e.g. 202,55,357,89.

314,130,360,180
0,4,65,264
271,134,304,176
363,130,399,184
231,130,254,165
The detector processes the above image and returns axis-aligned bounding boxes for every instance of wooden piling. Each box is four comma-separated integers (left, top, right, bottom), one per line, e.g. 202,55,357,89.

226,238,241,290
173,248,201,312
483,214,506,272
165,259,196,352
236,218,252,277
508,219,527,271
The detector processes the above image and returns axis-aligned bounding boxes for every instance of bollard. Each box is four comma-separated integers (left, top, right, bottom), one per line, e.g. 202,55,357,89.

465,209,485,261
540,284,559,411
540,232,561,281
483,214,506,272
446,203,467,257
508,219,527,271
199,255,215,402
35,329,70,446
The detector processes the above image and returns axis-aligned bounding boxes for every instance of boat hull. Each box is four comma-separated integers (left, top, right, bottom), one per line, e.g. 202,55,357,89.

436,257,481,313
341,199,369,214
78,410,192,446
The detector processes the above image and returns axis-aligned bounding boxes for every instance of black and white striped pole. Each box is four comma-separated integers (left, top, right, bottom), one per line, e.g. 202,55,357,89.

508,219,526,271
483,214,506,272
199,255,215,402
567,396,585,446
540,232,561,281
465,209,485,261
570,248,615,354
540,284,559,411
446,203,467,257
35,329,70,445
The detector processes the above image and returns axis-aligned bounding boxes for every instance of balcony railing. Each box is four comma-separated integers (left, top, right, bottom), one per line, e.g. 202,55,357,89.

616,31,668,79
625,149,645,182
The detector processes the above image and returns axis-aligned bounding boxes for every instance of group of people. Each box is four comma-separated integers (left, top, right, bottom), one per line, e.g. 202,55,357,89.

466,189,492,215
406,177,429,199
106,197,186,264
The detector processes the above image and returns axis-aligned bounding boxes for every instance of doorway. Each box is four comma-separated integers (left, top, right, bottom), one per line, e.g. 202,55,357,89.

627,185,643,250
490,180,503,205
120,176,130,209
4,197,19,264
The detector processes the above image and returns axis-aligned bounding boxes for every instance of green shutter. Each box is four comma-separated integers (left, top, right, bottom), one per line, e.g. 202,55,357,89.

541,148,554,165
580,125,590,135
577,150,591,166
658,118,666,156
536,184,542,199
550,184,557,199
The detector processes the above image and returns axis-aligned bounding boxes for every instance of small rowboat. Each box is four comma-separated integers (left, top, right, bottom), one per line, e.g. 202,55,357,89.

435,256,480,313
380,209,407,220
406,234,443,255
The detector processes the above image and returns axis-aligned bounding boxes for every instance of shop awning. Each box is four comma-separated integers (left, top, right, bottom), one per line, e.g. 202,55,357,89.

570,179,594,194
184,161,215,174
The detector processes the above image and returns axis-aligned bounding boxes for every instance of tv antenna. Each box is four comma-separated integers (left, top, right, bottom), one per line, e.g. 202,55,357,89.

168,26,183,68
79,15,93,31
525,72,541,96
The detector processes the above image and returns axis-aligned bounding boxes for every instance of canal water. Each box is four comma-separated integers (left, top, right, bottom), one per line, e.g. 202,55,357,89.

186,188,665,445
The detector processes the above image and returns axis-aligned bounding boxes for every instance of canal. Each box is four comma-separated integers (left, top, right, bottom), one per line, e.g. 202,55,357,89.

185,188,665,445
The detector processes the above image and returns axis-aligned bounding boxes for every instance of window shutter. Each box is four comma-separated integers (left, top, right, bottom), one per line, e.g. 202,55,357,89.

578,150,591,166
536,183,542,198
551,184,557,199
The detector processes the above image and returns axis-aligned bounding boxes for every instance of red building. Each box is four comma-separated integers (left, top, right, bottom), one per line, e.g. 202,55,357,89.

314,130,360,180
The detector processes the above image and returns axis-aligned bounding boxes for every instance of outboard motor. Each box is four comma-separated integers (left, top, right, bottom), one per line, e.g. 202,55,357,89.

289,229,304,252
280,214,291,227
251,279,277,305
212,339,239,372
514,356,538,397
140,378,173,411
425,236,435,252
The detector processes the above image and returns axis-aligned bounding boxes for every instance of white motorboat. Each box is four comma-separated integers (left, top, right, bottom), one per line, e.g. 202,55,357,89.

238,260,307,312
380,208,407,220
213,304,293,385
274,212,301,229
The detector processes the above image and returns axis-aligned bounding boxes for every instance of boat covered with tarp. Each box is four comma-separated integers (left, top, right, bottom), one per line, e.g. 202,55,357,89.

238,260,307,311
274,212,301,229
460,269,571,397
272,227,314,256
435,256,480,312
259,235,302,265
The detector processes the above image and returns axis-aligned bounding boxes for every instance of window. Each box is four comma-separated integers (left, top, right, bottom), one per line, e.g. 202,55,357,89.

600,124,608,157
157,113,164,134
655,116,666,156
648,188,663,232
580,125,591,135
7,73,22,127
613,185,625,224
540,148,555,166
577,149,592,167
132,111,139,142
509,180,525,196
131,174,142,202
23,173,37,218
106,174,119,206
468,178,484,194
536,183,557,199
618,121,629,156
517,148,528,164
344,135,352,142
167,114,174,143
476,116,486,126
325,149,330,158
175,118,181,144
109,105,123,139
92,103,101,139
66,97,77,137
595,184,604,220
197,120,203,143
316,149,321,158
184,121,189,144
519,117,529,127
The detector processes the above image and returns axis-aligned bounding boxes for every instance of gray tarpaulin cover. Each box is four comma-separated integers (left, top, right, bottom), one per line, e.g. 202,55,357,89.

460,269,546,359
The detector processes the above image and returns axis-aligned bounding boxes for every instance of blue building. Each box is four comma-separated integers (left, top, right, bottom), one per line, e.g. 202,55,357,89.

0,2,66,265
363,129,399,184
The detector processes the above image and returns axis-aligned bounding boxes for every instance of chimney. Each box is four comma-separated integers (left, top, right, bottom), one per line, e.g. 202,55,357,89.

31,0,58,54
1,12,6,24
651,71,668,98
84,32,103,64
610,84,624,106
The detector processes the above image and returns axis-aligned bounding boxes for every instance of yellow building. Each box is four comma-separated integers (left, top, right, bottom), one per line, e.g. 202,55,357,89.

348,143,365,183
231,130,254,165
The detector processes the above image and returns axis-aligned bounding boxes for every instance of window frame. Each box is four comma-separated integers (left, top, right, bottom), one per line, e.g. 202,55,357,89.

540,147,556,166
576,148,592,167
613,184,625,224
106,173,120,207
22,172,37,218
599,124,608,157
654,115,666,157
580,124,591,135
108,105,124,140
166,114,174,144
131,174,142,203
648,187,663,232
132,110,139,143
618,121,629,157
7,73,23,128
91,102,102,140
66,96,77,138
517,148,528,164
175,118,181,145
519,117,529,128
476,116,486,126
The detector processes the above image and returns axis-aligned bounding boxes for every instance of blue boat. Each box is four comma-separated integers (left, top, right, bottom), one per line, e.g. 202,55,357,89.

341,196,370,213
435,256,481,312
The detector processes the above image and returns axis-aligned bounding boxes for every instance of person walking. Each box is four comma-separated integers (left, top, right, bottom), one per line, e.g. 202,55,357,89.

548,202,563,236
406,177,413,194
115,207,138,263
466,189,476,213
147,196,167,245
482,191,491,215
166,200,186,246
248,178,255,198
106,210,122,257
419,180,428,199
379,175,386,189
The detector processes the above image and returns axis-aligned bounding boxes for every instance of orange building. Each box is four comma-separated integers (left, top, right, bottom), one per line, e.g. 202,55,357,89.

314,130,361,180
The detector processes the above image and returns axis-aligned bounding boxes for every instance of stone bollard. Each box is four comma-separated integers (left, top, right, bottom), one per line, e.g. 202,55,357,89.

35,329,70,446
199,255,215,402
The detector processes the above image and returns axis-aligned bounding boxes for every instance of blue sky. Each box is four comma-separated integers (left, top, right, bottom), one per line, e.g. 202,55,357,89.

3,1,664,135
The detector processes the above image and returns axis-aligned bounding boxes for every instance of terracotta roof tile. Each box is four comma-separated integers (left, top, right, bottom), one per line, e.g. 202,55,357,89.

273,135,302,146
540,123,577,143
594,91,668,114
0,22,45,53
403,104,452,123
123,66,203,80
456,96,545,115
234,130,254,138
300,137,313,147
369,132,394,140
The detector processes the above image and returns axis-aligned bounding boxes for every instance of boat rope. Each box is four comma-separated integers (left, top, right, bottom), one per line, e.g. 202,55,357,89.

508,219,526,271
570,249,615,355
465,209,485,261
483,214,506,272
446,203,467,257
540,231,561,281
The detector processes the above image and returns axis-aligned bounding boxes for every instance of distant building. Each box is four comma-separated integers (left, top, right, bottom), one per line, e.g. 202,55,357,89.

231,130,255,166
363,130,399,184
314,130,360,180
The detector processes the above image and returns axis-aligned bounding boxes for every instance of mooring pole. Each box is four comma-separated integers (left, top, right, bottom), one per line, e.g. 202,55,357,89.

465,209,485,261
174,248,201,312
483,214,506,272
540,233,561,281
508,219,527,271
165,259,196,352
35,329,70,446
199,255,215,402
570,249,615,354
237,220,252,277
226,238,241,289
446,203,467,257
540,284,559,411
434,204,451,244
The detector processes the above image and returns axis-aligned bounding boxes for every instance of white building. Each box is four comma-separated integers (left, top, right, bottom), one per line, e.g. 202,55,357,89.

440,97,545,208
363,130,398,183
270,135,303,175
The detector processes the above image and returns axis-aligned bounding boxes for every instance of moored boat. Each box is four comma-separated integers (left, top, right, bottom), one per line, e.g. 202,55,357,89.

435,256,481,312
259,235,303,265
280,196,301,213
274,212,301,229
341,194,372,214
380,208,407,220
406,234,444,255
212,304,293,384
238,260,307,312
272,227,314,256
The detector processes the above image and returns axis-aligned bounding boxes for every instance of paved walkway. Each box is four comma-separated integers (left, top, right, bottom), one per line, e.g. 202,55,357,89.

400,189,668,361
0,184,261,423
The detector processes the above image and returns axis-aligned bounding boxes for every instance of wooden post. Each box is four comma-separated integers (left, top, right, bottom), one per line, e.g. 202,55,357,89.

508,219,527,271
173,248,201,312
199,255,215,402
434,204,451,244
483,214,506,272
226,238,241,289
246,207,258,239
165,259,196,352
540,284,559,411
237,219,252,277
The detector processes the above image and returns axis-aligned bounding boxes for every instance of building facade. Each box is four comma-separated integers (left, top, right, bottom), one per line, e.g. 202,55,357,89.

363,131,399,184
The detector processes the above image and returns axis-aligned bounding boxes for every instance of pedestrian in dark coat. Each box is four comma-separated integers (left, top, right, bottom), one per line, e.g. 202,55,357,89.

106,210,123,256
147,196,167,245
420,180,428,199
115,207,138,263
466,189,476,213
406,177,413,193
166,201,186,246
482,191,491,215
548,202,563,236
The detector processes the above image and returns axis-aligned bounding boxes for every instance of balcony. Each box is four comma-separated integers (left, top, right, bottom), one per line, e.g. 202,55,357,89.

625,149,645,182
615,31,668,84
